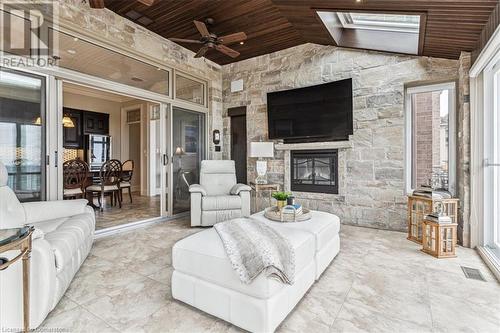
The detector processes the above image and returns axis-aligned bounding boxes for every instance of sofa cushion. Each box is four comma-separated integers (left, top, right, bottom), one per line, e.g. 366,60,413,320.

172,222,315,299
251,210,340,252
86,184,119,191
202,195,242,211
43,211,95,273
63,188,83,196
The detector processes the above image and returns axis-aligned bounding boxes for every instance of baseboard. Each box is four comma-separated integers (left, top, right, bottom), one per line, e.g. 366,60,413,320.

477,246,500,282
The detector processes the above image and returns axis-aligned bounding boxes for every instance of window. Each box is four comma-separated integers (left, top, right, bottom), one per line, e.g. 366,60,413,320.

175,74,205,105
0,68,46,201
405,82,456,194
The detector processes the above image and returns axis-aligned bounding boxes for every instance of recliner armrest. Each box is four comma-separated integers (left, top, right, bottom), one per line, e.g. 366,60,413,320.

189,184,207,196
230,184,252,195
22,199,89,224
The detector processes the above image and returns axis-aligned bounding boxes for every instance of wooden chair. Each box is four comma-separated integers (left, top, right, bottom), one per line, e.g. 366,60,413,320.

120,159,134,203
63,159,88,199
86,159,122,212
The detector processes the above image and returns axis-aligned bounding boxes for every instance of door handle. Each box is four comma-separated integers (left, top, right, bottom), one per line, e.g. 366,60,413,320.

484,159,500,167
163,154,168,166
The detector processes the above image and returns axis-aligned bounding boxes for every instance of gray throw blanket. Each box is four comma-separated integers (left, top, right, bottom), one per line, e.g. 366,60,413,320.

214,218,295,284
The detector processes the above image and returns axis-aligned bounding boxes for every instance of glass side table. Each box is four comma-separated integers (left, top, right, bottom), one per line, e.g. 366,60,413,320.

249,182,280,213
0,226,34,333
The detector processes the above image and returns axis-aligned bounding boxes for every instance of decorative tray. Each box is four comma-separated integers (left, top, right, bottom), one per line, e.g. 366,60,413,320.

264,206,312,223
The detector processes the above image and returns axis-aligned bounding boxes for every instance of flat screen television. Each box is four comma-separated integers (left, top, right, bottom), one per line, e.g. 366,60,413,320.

267,78,353,143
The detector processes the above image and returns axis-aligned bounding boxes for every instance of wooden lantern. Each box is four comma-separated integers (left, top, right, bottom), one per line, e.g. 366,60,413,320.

407,195,459,244
421,219,457,258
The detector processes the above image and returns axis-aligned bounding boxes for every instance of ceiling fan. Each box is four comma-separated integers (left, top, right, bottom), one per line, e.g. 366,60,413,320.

88,0,155,9
170,18,247,59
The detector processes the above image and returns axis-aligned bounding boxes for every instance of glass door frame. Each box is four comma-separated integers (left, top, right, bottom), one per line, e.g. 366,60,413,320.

170,105,207,216
483,58,500,251
160,102,173,218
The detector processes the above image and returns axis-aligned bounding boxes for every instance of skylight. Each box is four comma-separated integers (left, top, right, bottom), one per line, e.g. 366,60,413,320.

316,11,423,55
337,12,421,33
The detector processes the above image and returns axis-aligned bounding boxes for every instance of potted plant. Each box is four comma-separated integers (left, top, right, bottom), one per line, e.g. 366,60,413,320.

272,191,290,210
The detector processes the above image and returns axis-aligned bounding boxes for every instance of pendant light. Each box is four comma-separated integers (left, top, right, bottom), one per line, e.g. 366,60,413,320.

62,115,75,128
33,115,75,127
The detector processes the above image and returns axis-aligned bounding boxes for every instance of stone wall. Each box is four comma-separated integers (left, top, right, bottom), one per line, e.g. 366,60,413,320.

457,52,472,246
222,44,461,231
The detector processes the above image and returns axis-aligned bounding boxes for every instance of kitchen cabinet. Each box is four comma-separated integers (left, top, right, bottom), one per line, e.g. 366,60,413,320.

63,108,83,148
83,111,109,135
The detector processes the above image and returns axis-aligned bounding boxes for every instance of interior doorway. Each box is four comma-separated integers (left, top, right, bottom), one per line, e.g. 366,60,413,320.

229,106,247,184
61,82,163,230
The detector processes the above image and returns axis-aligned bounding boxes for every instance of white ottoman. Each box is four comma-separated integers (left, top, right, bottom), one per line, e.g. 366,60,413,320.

171,211,340,332
251,210,341,279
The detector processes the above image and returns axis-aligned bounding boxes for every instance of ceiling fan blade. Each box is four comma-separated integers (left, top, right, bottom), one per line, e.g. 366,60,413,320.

215,44,240,58
170,38,203,44
88,0,105,9
218,32,247,45
137,0,155,5
194,20,210,37
194,46,210,58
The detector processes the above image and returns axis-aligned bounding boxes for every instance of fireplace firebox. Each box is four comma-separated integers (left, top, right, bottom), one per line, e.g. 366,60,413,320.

291,150,338,194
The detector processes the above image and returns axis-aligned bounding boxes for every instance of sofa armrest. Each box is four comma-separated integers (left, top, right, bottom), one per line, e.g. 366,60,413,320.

189,184,207,196
22,199,89,224
230,184,252,195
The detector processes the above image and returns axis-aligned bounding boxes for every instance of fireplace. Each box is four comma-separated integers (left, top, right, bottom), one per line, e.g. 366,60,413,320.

291,150,338,194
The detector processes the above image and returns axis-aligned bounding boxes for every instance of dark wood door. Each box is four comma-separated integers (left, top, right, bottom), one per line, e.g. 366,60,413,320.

230,110,247,184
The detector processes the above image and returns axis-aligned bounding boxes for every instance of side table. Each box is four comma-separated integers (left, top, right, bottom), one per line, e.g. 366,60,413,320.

249,182,280,213
0,226,34,333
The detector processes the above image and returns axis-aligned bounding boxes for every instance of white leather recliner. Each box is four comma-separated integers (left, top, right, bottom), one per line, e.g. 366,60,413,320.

0,162,95,330
189,160,251,227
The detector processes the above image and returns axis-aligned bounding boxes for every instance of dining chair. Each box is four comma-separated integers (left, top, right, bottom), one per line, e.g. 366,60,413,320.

63,159,88,199
120,159,134,203
86,159,122,211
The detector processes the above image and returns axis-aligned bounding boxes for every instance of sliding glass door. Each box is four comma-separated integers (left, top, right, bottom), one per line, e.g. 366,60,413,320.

171,107,205,215
0,68,46,201
484,59,500,257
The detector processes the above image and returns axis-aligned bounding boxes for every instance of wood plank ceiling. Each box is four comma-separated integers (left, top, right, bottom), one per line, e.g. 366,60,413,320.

104,0,499,65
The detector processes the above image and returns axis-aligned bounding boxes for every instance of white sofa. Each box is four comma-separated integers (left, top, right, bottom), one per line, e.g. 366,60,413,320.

0,162,95,330
189,160,251,227
172,210,340,332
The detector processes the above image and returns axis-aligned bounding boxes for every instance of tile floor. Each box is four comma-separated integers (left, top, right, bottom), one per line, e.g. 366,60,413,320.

41,218,500,333
93,193,161,230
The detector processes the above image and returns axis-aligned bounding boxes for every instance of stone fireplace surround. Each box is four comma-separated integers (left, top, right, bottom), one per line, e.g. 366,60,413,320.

280,140,351,207
290,149,339,194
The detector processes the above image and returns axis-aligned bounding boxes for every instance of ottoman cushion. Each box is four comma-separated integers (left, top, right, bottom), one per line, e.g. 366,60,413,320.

172,223,315,299
251,210,340,252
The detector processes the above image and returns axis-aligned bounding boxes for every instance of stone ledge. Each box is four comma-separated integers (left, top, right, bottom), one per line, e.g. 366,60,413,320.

275,140,353,151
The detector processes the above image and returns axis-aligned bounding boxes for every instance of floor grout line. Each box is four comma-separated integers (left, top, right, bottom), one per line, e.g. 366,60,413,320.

329,278,355,329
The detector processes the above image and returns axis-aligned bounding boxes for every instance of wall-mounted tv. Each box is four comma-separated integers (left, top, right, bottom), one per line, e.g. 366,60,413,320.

267,78,353,143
